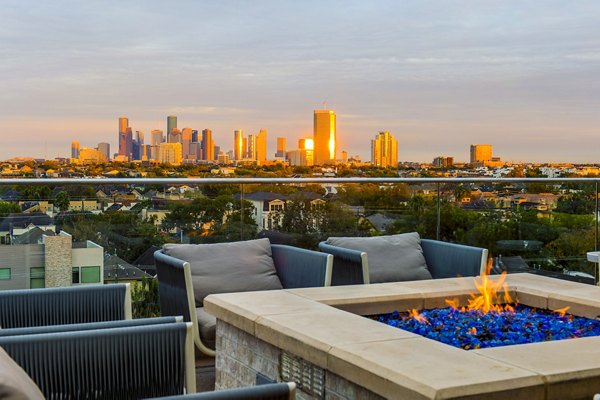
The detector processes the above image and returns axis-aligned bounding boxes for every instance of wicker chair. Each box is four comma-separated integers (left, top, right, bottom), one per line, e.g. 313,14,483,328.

0,319,196,398
0,283,132,328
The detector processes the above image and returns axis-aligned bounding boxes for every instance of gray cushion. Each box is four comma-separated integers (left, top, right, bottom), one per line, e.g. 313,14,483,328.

0,347,45,400
327,233,432,283
163,238,283,306
196,307,216,350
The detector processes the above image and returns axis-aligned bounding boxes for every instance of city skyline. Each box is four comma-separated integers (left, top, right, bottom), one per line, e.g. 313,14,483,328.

2,1,600,163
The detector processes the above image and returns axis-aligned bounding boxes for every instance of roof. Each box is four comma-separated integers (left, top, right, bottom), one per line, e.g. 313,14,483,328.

103,253,153,281
11,227,55,244
0,212,53,231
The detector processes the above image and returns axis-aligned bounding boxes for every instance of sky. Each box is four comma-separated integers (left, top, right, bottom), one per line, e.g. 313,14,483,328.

1,1,599,163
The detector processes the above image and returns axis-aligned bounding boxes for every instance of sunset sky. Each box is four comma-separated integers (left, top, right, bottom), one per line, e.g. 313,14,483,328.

1,1,599,162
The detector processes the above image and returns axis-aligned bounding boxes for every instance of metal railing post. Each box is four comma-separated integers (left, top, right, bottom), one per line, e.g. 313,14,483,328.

240,183,245,241
436,182,441,241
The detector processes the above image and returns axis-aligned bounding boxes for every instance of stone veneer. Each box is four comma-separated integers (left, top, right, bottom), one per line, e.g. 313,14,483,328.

206,273,600,400
43,234,72,287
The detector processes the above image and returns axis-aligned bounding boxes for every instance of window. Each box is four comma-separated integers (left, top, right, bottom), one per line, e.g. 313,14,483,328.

72,267,80,284
81,266,101,283
30,267,45,289
0,268,11,280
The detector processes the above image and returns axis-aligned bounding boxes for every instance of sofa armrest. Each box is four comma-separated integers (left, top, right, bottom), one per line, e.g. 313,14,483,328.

421,239,488,279
271,244,332,288
0,284,131,329
0,322,196,398
319,242,369,285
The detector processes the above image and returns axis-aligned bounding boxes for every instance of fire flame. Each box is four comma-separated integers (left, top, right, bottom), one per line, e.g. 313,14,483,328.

408,308,429,324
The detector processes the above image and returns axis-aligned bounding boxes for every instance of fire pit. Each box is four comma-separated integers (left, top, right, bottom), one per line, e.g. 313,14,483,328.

205,273,600,399
374,272,600,350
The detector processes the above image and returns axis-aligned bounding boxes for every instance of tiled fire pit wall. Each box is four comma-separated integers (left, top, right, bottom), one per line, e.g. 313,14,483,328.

205,273,600,400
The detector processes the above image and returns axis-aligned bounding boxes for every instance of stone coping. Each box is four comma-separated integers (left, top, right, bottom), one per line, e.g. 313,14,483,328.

205,273,600,399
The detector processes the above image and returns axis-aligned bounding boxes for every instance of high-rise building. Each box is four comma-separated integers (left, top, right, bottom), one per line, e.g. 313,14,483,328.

181,128,193,159
150,130,163,161
371,131,398,168
247,134,256,160
71,141,80,159
202,129,215,161
157,142,182,165
470,144,493,164
234,129,244,160
313,109,336,165
79,147,106,163
167,115,177,142
135,130,144,145
118,117,132,160
288,137,314,166
169,128,182,144
256,129,267,165
433,156,454,168
191,130,199,143
97,142,110,161
275,137,286,158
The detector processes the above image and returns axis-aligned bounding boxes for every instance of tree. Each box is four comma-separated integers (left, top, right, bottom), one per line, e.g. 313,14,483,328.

0,201,20,217
54,191,70,213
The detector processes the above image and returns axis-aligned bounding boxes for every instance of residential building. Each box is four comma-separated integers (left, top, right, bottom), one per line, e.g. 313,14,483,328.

371,131,398,168
0,230,103,290
470,144,493,165
78,147,107,163
313,109,336,165
433,156,454,168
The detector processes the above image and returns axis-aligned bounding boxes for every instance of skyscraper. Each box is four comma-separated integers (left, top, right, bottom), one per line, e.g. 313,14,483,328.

71,140,80,159
150,130,163,161
157,142,183,165
234,129,244,160
202,129,215,161
470,144,493,164
256,129,267,165
313,109,336,165
118,117,132,159
181,127,192,159
275,137,286,158
371,131,398,168
167,115,177,142
97,142,110,161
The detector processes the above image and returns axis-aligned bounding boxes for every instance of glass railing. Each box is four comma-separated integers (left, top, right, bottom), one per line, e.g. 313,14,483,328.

1,177,598,298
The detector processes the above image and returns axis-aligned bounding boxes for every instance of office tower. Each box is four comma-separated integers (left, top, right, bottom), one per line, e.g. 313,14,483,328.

289,137,314,166
135,130,144,145
256,129,267,165
157,142,183,165
181,127,192,159
341,151,348,163
188,142,201,160
79,147,106,163
234,129,244,160
169,128,182,144
167,115,177,142
214,146,220,160
118,117,132,159
150,130,163,161
71,141,80,159
192,130,199,143
247,134,256,160
470,144,493,164
202,129,215,161
132,140,140,161
371,131,398,168
140,145,152,161
97,142,110,161
275,137,286,158
313,109,336,165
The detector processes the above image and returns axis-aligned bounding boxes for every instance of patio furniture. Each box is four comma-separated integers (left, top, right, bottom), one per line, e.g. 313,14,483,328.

151,382,296,399
0,321,196,399
154,238,333,356
0,283,132,328
319,232,488,285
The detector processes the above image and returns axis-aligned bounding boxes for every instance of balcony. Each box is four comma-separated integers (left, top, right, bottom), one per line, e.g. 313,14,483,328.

1,177,599,398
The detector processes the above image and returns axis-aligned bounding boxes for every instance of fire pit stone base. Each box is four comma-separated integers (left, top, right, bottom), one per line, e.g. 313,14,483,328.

205,273,600,399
